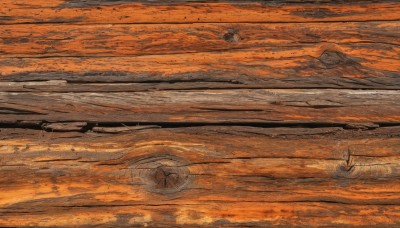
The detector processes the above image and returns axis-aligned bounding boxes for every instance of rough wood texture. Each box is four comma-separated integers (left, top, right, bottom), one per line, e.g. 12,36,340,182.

1,44,399,89
1,1,400,24
1,89,400,123
1,0,399,227
1,22,399,89
0,127,399,227
1,22,399,57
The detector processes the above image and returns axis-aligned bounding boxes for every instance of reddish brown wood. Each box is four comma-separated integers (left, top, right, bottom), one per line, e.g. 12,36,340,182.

1,42,399,89
0,0,399,227
1,22,399,57
1,1,400,24
0,127,399,226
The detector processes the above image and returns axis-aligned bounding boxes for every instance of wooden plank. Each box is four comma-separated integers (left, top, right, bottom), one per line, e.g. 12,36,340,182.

1,43,399,89
0,127,399,226
1,89,400,123
1,1,400,24
0,22,399,57
1,1,399,226
1,203,398,227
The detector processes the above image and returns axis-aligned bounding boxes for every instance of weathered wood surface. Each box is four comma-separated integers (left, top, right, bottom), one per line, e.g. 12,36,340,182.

1,42,399,89
0,126,399,227
1,0,400,227
1,23,399,89
1,89,400,123
1,22,399,57
1,1,400,24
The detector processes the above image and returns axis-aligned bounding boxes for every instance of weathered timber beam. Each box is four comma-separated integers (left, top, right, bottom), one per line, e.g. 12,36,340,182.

1,89,399,123
0,126,399,226
1,1,400,24
0,22,399,57
0,42,399,89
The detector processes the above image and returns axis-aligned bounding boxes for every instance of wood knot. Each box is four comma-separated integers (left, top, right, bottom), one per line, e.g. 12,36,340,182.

132,155,192,194
223,29,241,43
318,50,345,68
333,162,356,180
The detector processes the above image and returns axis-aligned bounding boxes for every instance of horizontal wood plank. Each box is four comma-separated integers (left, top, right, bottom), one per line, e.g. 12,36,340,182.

1,89,400,123
0,127,399,226
1,1,400,24
0,22,399,57
1,203,398,227
1,42,399,89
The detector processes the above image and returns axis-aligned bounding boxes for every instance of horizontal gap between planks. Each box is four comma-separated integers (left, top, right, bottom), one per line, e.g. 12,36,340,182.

2,121,400,133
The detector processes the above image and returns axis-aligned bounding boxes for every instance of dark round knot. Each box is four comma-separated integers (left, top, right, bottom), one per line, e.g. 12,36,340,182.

223,29,241,43
131,155,192,194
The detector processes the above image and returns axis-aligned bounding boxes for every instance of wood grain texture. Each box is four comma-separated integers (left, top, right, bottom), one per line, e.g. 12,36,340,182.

1,1,400,24
0,126,399,227
1,89,400,123
1,42,399,89
1,0,399,226
1,22,399,57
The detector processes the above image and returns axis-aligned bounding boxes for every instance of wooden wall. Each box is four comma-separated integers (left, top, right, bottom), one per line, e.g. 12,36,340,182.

0,0,399,226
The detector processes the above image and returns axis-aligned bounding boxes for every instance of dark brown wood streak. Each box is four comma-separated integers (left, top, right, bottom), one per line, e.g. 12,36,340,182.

0,0,399,227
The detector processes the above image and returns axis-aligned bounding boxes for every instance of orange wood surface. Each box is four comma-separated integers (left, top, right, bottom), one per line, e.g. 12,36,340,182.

1,1,400,24
0,127,399,226
0,0,399,227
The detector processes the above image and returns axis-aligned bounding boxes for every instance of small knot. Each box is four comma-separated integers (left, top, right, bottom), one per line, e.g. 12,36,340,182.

333,162,356,179
153,166,185,190
131,155,191,194
333,148,356,180
318,50,345,68
223,29,241,43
